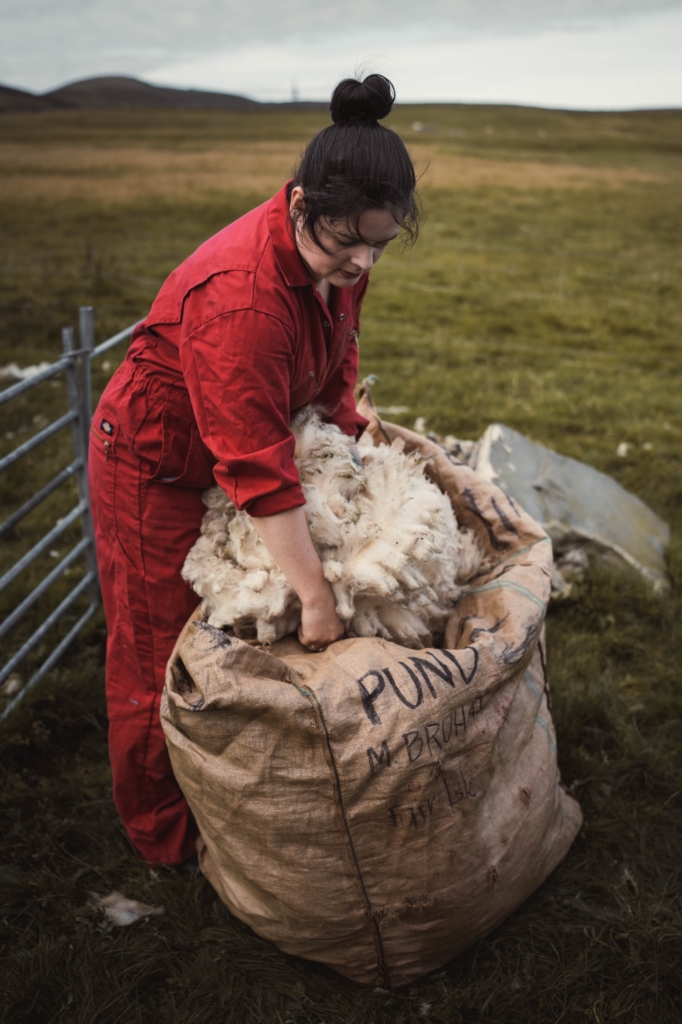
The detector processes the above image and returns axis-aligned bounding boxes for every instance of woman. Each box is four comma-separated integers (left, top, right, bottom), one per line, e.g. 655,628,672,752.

89,74,419,866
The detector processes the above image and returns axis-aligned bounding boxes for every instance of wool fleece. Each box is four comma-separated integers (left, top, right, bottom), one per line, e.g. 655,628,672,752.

182,411,483,648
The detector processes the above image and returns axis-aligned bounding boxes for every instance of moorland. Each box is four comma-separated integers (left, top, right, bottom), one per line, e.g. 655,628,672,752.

1,102,681,1023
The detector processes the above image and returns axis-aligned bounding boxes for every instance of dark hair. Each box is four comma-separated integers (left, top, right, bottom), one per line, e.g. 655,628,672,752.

289,74,419,251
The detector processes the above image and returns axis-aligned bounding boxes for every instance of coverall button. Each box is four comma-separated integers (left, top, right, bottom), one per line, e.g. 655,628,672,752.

339,313,345,321
323,320,330,329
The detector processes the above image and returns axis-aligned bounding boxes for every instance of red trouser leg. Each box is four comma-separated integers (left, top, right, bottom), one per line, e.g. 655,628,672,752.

89,418,205,864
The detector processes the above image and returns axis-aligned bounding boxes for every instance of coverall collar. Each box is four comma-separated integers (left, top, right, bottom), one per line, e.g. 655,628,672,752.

267,181,315,289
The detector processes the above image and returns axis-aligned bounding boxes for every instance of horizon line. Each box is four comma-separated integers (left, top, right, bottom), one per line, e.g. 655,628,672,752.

1,73,681,115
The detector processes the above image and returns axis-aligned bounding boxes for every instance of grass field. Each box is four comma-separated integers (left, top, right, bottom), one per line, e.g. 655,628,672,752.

1,103,681,1023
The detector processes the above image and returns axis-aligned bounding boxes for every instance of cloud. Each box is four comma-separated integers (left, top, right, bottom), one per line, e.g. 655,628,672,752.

1,0,680,92
145,9,682,108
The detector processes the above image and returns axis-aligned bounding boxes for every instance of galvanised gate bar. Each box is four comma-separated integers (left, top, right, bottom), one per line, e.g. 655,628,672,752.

0,307,140,719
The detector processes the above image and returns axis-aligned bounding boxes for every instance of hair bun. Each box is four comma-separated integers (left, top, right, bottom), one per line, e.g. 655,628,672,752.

330,74,395,125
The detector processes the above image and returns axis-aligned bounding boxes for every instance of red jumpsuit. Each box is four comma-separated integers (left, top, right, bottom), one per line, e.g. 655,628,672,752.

89,183,369,863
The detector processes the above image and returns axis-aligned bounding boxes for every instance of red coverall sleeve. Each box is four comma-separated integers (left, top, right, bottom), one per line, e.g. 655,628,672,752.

316,337,369,438
179,309,305,517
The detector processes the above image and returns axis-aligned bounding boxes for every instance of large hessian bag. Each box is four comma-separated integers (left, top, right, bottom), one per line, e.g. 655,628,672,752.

161,412,582,987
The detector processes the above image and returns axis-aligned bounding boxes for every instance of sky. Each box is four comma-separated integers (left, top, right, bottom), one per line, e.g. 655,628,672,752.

1,0,681,109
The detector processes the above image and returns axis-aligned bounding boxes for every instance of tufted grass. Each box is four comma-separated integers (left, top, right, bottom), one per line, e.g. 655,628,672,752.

1,103,681,1023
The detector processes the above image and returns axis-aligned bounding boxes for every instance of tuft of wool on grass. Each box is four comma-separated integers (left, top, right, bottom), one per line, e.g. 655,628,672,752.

182,411,482,648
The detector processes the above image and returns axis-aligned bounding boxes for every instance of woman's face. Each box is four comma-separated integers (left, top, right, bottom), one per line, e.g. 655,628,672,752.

290,186,400,288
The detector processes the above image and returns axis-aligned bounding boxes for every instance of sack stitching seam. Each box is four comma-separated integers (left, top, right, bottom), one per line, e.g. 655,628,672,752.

296,683,389,986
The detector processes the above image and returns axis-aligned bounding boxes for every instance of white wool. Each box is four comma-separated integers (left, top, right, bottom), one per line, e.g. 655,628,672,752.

182,411,481,648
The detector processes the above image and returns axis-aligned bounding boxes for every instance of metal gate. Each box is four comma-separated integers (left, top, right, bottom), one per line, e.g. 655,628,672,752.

0,307,139,719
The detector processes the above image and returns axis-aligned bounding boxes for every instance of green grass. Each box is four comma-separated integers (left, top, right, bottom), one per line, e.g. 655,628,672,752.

1,104,681,1023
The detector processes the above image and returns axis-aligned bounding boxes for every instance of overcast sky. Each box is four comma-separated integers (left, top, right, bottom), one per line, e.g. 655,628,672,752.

1,0,681,108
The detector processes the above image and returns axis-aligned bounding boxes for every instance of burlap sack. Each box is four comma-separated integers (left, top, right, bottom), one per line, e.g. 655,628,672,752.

161,408,582,988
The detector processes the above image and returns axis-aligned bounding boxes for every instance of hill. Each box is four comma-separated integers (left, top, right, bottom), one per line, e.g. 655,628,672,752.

0,82,64,113
0,75,328,113
44,75,261,110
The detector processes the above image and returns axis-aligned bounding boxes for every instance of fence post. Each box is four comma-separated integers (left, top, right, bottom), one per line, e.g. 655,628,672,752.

61,326,100,604
78,306,95,461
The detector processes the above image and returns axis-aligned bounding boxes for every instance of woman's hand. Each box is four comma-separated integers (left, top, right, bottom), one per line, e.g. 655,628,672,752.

251,505,345,651
298,585,345,651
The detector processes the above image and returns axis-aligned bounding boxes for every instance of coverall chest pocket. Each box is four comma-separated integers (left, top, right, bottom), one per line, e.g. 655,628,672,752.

290,367,320,411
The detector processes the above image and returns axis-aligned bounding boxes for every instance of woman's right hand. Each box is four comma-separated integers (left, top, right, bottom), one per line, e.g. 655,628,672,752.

298,585,345,651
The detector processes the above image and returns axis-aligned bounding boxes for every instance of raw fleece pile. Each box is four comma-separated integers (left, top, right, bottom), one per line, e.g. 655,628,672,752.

182,411,480,647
